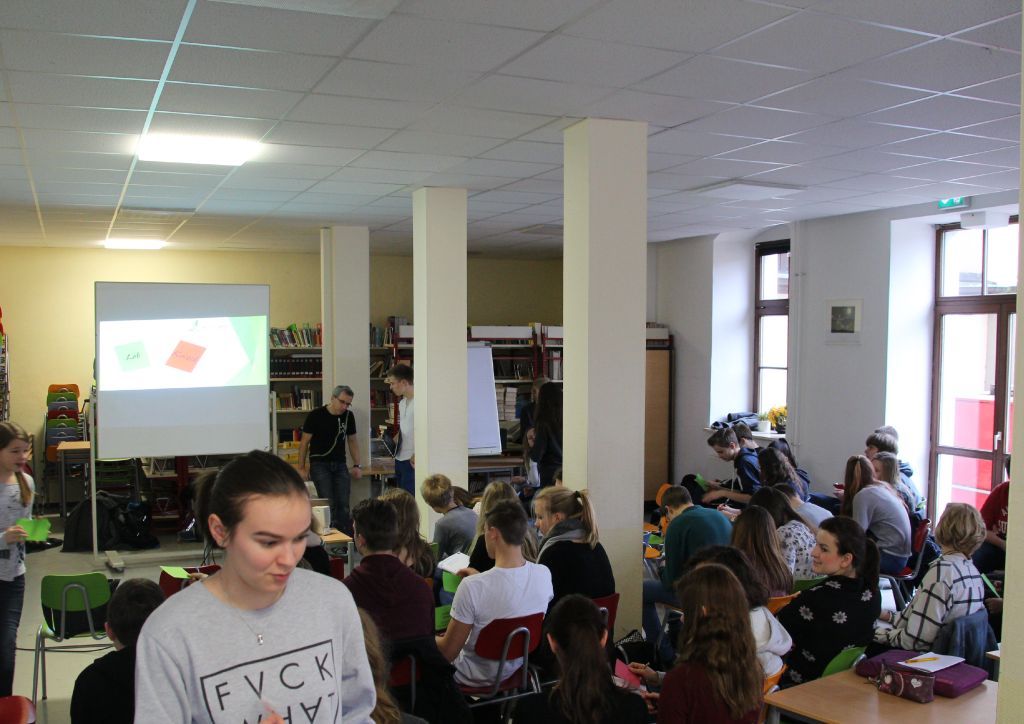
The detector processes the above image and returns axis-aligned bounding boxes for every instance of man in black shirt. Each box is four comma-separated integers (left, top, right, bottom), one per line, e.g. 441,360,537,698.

299,385,363,534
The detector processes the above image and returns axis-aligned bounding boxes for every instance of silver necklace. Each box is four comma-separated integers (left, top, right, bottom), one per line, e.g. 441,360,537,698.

217,581,268,646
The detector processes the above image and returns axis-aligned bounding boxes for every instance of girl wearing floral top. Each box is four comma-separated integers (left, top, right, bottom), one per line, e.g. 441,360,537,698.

749,487,817,581
777,517,881,688
0,423,32,697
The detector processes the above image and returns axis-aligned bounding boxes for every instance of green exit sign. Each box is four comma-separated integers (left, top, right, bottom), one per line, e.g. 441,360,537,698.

938,196,971,210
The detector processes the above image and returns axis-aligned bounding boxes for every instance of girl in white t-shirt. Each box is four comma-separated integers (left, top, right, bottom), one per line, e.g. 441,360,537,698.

0,422,33,697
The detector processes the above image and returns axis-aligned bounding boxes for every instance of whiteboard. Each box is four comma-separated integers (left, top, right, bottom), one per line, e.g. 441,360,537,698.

467,346,502,456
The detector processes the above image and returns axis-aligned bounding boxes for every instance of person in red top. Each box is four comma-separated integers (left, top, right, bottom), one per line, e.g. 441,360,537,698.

655,563,761,724
974,457,1010,574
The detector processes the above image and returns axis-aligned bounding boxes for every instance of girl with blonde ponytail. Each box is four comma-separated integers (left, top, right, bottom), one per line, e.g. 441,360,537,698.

0,422,33,696
534,487,615,605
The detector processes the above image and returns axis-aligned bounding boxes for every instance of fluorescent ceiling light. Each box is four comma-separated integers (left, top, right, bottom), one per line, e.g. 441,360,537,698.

103,238,167,250
210,0,402,18
695,180,804,200
136,134,261,166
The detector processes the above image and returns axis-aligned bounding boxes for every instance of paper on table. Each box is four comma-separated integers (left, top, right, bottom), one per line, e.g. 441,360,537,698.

437,552,471,575
161,566,192,579
16,517,50,542
900,653,964,673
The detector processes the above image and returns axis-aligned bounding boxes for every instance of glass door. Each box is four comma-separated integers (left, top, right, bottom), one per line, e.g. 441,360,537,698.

931,304,1014,515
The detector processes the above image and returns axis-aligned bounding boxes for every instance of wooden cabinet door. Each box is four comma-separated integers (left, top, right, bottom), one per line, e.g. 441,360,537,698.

645,349,671,499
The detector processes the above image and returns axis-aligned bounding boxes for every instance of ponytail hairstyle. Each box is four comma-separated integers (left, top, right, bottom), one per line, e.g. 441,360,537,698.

546,594,618,723
731,506,793,596
534,486,600,547
452,485,474,509
357,609,402,724
475,481,538,560
194,450,308,549
675,564,763,719
749,486,809,532
379,488,435,577
0,422,33,506
818,516,879,592
840,455,877,517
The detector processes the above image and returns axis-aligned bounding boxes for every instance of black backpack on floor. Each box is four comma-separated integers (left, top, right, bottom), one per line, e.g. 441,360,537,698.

62,492,121,552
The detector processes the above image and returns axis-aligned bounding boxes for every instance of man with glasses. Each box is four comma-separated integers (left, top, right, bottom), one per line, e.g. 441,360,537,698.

299,385,363,534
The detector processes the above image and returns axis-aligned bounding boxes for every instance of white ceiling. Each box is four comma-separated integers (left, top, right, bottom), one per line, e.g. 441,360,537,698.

0,0,1020,257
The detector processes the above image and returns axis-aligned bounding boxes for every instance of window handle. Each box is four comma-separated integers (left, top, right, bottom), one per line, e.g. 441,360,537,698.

994,431,1002,449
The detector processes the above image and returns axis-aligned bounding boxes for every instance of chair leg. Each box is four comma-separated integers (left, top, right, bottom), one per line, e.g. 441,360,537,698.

31,629,40,707
40,636,47,701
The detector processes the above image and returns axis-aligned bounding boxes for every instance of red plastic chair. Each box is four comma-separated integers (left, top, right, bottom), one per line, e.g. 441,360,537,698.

882,517,932,610
458,612,544,708
0,696,35,723
592,592,620,635
389,654,420,710
157,565,220,599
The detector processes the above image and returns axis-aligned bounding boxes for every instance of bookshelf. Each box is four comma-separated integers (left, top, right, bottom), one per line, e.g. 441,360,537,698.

270,324,323,443
0,333,8,422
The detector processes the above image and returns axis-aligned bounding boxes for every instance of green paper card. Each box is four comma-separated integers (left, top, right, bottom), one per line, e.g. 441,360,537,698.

694,473,710,491
115,340,149,372
161,566,191,579
16,517,50,542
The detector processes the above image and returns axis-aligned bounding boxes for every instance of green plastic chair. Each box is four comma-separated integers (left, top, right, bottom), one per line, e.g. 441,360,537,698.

792,576,827,593
647,534,664,547
45,392,77,404
435,604,452,632
442,570,461,594
33,572,113,705
430,542,440,560
821,646,866,677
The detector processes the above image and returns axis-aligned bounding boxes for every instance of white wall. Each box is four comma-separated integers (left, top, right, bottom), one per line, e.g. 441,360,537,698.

709,231,756,421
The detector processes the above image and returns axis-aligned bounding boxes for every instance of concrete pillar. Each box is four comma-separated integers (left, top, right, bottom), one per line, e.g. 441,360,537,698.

563,119,648,635
996,49,1024,720
321,226,371,501
413,187,468,536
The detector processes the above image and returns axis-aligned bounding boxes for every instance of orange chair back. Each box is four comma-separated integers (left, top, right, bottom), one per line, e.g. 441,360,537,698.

766,593,799,615
655,483,673,507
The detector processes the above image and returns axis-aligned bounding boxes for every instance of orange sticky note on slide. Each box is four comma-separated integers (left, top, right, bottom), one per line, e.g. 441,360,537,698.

166,340,206,373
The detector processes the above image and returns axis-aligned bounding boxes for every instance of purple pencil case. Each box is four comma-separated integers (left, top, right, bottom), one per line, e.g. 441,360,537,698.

855,650,988,698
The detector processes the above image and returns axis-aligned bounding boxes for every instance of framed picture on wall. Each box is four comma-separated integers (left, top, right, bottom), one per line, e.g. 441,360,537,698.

826,298,862,344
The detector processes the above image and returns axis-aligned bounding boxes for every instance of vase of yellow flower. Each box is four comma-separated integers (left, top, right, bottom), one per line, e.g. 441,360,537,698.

767,405,787,434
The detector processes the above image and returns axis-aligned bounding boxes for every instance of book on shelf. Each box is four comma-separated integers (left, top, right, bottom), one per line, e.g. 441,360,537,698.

270,322,323,348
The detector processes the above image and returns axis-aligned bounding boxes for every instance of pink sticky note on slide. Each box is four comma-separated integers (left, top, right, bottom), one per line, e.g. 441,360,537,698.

166,340,206,373
615,659,645,690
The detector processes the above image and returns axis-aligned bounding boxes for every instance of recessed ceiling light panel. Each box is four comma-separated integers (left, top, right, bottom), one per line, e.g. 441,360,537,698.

694,180,804,200
136,134,261,166
103,238,167,250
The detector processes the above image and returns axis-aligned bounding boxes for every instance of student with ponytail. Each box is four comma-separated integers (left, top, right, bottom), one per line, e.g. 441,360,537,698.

512,595,647,724
0,422,32,696
655,564,762,723
533,486,615,606
777,516,881,688
136,450,375,722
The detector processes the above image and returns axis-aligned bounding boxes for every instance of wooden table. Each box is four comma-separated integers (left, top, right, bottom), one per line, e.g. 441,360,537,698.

764,669,998,723
321,529,355,577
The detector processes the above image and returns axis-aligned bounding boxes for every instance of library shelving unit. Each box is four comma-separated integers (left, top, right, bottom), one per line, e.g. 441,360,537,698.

538,325,564,383
469,326,537,422
269,323,323,444
0,332,8,422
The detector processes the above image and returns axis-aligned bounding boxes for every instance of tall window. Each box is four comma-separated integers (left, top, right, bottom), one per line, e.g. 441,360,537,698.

754,241,790,415
930,220,1018,517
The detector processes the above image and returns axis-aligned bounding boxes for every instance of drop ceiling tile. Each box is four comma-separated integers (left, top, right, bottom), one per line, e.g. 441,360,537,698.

954,76,1021,105
497,178,565,194
865,95,1017,131
471,190,556,205
315,60,481,103
133,159,237,175
899,180,1005,198
767,185,867,203
784,119,928,149
307,180,405,195
230,163,336,181
673,157,784,177
376,131,501,157
581,90,731,127
148,113,276,138
123,185,212,199
199,200,281,214
0,166,29,180
5,72,156,109
719,141,846,164
649,177,732,195
0,129,19,150
158,83,303,120
0,0,188,40
815,0,1018,36
953,15,1022,52
259,144,365,165
169,45,336,92
207,188,298,203
328,167,433,184
956,146,1019,168
848,40,1020,93
419,172,512,189
440,158,557,178
21,129,136,154
396,0,602,32
0,150,24,166
350,15,543,72
130,170,226,187
715,13,922,73
184,1,373,55
759,78,931,117
219,176,315,192
953,116,1019,142
648,128,758,155
479,141,563,164
683,106,833,139
24,149,133,169
565,0,794,53
286,95,432,129
889,159,1009,182
638,55,810,104
811,148,933,173
958,168,1020,188
0,30,170,79
648,152,699,172
453,75,612,117
264,122,393,149
407,107,554,139
349,150,466,172
32,168,127,186
500,35,689,88
881,132,1015,158
822,173,948,192
847,191,944,207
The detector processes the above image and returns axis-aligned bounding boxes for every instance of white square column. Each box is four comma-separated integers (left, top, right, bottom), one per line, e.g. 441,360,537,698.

321,225,371,473
563,119,648,634
413,188,469,533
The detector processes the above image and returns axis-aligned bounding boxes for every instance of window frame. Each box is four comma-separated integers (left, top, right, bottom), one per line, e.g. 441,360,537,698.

753,240,791,415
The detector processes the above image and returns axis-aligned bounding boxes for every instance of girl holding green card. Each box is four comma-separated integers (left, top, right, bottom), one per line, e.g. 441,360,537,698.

0,421,33,696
